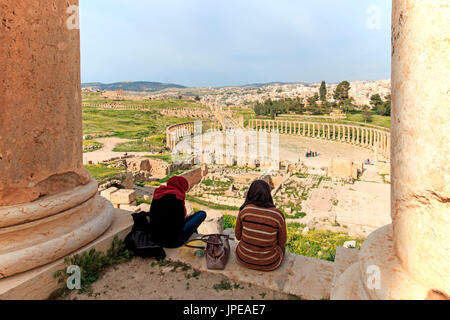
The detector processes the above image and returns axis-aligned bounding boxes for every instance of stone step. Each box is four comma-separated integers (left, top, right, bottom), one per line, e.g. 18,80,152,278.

164,237,335,300
331,246,360,289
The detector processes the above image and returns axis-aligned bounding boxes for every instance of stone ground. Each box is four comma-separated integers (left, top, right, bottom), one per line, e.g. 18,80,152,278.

82,137,152,165
65,257,292,300
279,135,375,168
301,179,391,236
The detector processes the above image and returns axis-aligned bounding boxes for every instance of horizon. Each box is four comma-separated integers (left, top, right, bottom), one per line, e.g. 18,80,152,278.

80,0,391,87
81,78,391,89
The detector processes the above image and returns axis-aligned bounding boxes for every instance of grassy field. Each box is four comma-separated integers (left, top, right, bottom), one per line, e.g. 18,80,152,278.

83,140,103,153
82,93,205,152
84,164,125,180
345,112,391,128
83,107,195,139
247,111,391,129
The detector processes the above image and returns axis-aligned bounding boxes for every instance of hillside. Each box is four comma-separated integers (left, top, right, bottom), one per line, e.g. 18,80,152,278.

82,81,187,92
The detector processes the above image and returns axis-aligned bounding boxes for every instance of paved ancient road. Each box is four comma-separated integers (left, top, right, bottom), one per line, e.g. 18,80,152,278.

82,137,151,164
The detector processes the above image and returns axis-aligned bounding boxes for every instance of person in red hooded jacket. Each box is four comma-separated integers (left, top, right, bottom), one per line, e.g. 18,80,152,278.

148,176,207,248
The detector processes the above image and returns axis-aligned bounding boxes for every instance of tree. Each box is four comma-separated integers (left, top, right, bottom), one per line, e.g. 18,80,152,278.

194,95,201,101
371,94,391,116
306,94,321,114
362,105,373,123
380,94,391,116
370,94,383,111
333,81,351,108
319,81,327,102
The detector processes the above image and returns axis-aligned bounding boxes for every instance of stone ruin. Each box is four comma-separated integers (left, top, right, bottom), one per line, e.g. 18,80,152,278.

159,108,213,119
327,158,361,182
0,0,447,301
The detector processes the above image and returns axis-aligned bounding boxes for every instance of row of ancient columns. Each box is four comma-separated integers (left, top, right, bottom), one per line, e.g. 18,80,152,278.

166,122,195,149
248,120,390,157
166,121,223,150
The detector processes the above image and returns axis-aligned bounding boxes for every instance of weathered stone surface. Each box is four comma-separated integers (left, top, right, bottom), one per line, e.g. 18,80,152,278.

0,210,132,299
126,158,151,172
0,0,117,280
119,204,140,213
110,189,136,205
100,187,118,201
138,203,151,212
197,211,223,235
333,1,449,300
0,0,90,206
331,247,359,289
0,195,114,279
164,240,334,300
327,158,359,181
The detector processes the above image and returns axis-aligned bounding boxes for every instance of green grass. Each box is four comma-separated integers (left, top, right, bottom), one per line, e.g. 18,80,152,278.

287,222,307,229
345,112,391,129
82,104,197,140
251,111,390,129
113,135,168,153
286,229,364,262
223,215,237,230
83,140,103,153
136,196,152,205
284,211,307,219
159,170,188,183
213,280,232,291
144,153,174,163
84,164,125,180
186,195,240,211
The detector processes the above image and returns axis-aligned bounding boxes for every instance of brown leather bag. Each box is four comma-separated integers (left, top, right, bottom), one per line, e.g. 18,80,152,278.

185,234,230,270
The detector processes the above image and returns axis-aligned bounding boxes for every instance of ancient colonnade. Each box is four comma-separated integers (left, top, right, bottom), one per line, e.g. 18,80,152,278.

166,121,222,149
248,119,391,158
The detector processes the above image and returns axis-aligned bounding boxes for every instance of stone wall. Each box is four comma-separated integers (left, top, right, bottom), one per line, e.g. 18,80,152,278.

180,165,208,189
160,108,213,119
327,158,360,181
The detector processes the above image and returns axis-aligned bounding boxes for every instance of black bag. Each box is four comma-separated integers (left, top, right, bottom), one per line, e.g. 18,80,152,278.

124,211,166,260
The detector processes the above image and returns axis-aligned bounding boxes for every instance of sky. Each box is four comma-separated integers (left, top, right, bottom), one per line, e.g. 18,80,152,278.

79,0,391,87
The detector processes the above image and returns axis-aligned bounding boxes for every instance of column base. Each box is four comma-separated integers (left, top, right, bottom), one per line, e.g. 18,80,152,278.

331,224,432,300
0,179,114,279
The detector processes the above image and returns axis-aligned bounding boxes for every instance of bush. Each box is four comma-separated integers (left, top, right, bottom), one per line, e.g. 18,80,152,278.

51,237,133,299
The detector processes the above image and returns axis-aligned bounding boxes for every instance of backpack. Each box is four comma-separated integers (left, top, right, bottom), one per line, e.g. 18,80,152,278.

124,211,166,260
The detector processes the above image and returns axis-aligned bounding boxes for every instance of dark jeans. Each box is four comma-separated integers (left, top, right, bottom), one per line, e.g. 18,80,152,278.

180,211,207,244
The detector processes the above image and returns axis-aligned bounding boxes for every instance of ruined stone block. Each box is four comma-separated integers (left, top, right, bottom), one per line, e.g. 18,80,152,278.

100,187,118,201
110,189,136,205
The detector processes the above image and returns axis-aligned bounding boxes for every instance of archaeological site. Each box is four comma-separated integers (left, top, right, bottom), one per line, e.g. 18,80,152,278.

0,0,448,305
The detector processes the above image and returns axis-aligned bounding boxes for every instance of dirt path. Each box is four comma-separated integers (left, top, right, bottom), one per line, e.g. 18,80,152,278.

66,257,294,301
83,137,152,165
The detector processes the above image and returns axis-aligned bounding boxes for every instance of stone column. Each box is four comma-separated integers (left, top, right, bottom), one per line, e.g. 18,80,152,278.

0,0,114,278
332,0,449,300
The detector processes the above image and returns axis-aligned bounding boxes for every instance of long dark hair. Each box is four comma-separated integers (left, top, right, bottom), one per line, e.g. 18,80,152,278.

240,180,275,211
